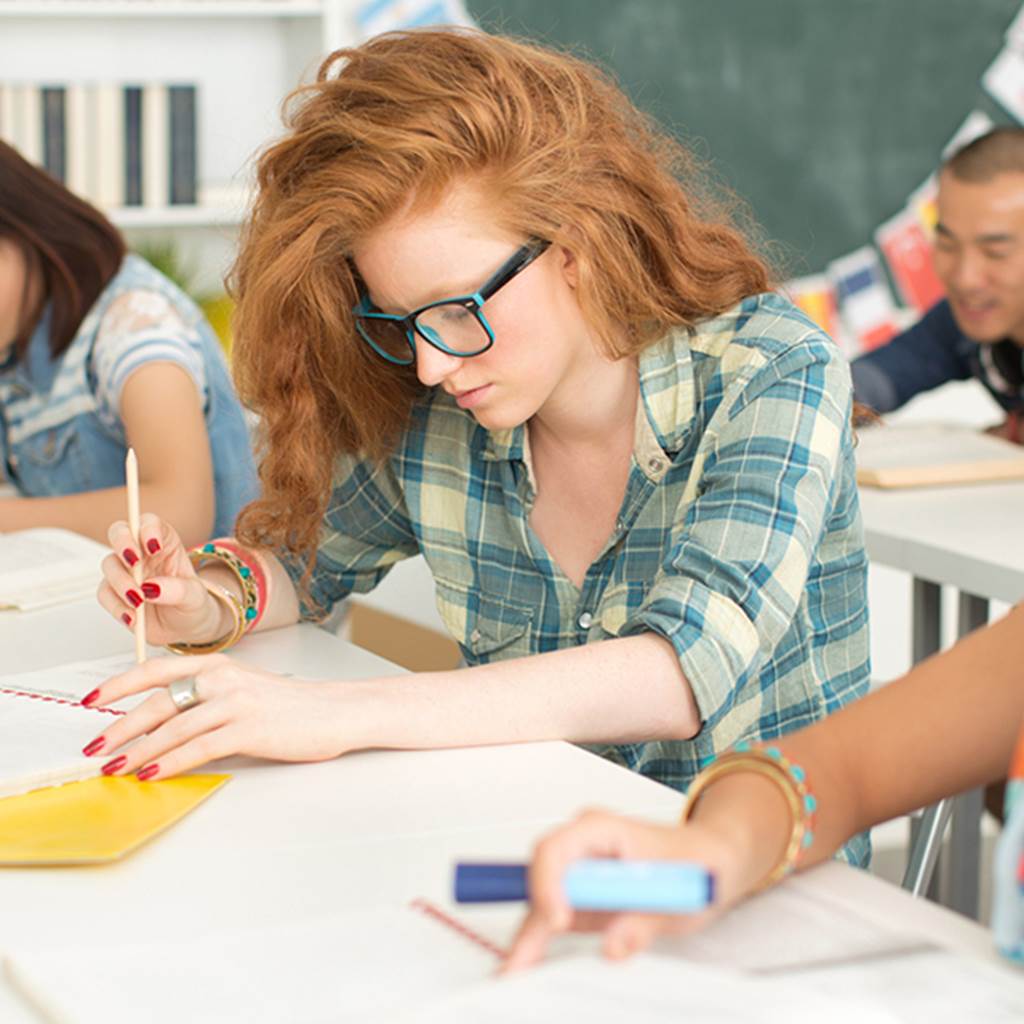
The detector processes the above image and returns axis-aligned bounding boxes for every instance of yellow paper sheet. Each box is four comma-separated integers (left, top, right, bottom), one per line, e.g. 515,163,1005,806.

0,774,229,865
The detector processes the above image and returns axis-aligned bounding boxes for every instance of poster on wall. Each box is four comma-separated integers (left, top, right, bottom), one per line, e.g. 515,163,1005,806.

875,209,945,315
827,247,901,356
941,109,996,157
356,0,476,40
983,46,1024,122
781,275,846,353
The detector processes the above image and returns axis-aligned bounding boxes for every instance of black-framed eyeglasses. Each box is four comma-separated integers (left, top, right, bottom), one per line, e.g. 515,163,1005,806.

353,239,551,366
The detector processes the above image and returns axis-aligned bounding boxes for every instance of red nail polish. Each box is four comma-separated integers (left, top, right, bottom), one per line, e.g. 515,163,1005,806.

126,590,143,608
122,612,132,627
146,538,161,554
122,548,139,567
102,756,127,776
82,736,105,757
136,764,160,782
141,582,161,599
82,688,100,707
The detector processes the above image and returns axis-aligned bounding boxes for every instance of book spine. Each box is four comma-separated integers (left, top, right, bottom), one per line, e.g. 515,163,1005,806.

93,81,125,210
64,82,91,198
142,82,168,208
123,85,144,207
0,84,16,146
41,86,66,183
12,84,43,166
168,84,197,205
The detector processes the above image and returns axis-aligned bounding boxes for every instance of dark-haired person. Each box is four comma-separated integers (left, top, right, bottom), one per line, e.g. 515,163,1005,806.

0,141,257,545
852,127,1024,444
85,32,869,866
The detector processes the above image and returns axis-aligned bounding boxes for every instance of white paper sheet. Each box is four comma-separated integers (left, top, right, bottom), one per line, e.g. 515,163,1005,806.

0,653,140,704
5,906,498,1024
0,529,107,611
403,954,889,1024
0,692,107,798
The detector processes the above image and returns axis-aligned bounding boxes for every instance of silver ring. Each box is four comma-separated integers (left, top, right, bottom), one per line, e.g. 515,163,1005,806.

168,677,201,712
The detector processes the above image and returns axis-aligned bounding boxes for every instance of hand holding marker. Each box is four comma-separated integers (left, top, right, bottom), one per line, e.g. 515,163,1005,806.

455,859,714,913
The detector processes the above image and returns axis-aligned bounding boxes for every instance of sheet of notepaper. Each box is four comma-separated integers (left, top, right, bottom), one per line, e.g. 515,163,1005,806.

0,529,108,611
0,693,108,799
0,653,145,707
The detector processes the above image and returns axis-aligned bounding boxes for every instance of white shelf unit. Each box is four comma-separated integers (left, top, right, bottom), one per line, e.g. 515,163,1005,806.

0,2,326,18
0,0,358,288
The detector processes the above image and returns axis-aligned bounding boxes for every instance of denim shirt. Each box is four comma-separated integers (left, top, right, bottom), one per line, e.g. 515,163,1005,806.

0,254,257,536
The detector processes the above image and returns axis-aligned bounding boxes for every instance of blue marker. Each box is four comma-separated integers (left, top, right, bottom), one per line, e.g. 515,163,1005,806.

454,859,714,913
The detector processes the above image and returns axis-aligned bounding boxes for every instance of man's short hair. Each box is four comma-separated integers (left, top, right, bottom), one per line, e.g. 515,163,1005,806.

943,126,1024,182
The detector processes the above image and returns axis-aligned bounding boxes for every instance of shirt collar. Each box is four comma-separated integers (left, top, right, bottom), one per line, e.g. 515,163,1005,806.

480,328,696,477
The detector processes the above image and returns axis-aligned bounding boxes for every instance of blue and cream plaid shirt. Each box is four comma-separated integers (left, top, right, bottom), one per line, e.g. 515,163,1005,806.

290,292,871,863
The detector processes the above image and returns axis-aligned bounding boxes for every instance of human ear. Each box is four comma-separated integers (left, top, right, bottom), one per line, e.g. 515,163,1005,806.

559,246,580,290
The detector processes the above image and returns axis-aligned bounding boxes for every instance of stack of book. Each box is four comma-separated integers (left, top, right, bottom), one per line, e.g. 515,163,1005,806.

0,81,198,210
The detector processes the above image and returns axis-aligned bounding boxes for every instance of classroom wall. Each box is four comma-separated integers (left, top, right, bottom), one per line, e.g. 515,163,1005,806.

468,0,1022,273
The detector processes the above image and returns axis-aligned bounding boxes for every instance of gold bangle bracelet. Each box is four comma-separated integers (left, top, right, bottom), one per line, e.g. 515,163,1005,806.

165,579,247,656
682,746,816,892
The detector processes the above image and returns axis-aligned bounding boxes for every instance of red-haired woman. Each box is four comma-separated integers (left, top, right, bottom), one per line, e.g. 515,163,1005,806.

89,31,870,864
0,142,256,545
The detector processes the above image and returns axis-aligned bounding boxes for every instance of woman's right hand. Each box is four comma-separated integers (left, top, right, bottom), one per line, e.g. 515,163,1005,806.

99,513,224,645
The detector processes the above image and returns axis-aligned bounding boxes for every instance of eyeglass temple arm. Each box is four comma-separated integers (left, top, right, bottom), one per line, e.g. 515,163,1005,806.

477,240,551,301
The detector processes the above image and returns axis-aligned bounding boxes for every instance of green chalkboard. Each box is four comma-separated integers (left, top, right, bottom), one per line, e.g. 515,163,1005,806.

468,0,1022,274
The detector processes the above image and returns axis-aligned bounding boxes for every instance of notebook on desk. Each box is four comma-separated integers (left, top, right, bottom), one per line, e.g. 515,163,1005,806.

0,528,108,611
855,422,1024,489
7,892,1023,1023
0,679,227,864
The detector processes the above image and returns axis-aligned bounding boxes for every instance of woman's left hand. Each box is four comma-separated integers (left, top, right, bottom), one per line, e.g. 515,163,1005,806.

81,655,369,780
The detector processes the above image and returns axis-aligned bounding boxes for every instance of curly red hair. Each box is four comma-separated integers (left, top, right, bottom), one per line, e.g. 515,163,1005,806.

231,29,772,567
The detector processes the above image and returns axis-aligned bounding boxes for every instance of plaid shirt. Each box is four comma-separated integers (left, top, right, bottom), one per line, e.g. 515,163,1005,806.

291,292,870,864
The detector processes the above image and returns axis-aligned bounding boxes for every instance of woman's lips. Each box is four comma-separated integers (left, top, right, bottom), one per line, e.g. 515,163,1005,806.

454,384,492,409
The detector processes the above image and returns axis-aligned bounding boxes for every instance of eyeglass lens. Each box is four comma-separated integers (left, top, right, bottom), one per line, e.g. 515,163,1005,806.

358,301,491,360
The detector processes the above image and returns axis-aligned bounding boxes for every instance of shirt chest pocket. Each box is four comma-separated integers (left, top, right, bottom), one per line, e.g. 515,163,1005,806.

597,580,648,639
9,423,90,497
433,580,535,664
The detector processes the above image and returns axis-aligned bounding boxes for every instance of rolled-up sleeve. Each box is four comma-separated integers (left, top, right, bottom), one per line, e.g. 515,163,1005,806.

283,454,419,619
623,341,852,730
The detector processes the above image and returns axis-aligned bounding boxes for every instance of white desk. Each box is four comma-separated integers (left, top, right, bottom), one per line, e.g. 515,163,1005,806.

860,481,1024,918
860,482,1024,607
0,596,1007,1021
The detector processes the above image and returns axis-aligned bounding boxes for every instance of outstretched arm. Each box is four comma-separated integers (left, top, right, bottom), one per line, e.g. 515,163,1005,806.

788,599,1024,865
505,601,1024,968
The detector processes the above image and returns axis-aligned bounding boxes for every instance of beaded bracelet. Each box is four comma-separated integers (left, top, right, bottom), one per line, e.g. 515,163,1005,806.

189,538,267,633
682,742,817,892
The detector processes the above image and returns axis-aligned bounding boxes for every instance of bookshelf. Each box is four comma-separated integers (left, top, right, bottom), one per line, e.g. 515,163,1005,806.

0,0,357,290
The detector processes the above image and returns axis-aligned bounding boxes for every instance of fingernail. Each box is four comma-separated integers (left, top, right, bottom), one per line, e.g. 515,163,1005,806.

126,590,143,608
122,612,132,627
82,736,105,757
122,548,139,567
141,582,161,599
82,688,100,707
136,764,160,781
102,756,127,776
146,538,161,554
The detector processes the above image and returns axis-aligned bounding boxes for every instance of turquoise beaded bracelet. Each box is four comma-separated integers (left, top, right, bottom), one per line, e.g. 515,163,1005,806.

682,741,817,890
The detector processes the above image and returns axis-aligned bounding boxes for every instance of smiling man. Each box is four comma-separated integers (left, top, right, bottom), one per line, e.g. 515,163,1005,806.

852,127,1024,443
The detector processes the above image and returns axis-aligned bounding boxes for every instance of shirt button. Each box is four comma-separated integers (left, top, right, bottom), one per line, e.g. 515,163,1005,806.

577,611,593,630
647,457,663,472
470,628,482,644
